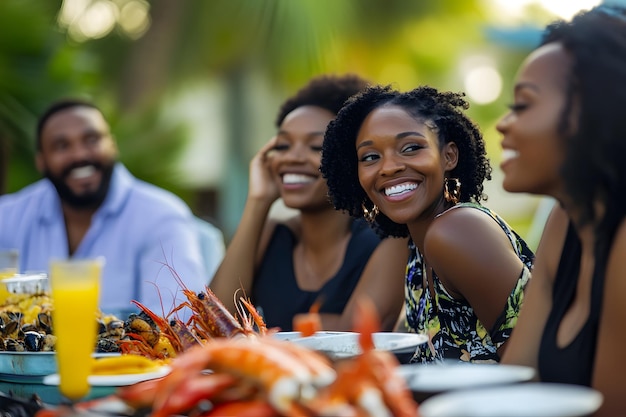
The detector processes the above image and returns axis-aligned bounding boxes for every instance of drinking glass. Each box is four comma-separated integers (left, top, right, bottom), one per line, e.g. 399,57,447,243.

49,258,103,402
0,249,19,305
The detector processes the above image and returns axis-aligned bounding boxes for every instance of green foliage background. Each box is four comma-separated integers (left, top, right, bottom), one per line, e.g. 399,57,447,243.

0,0,547,243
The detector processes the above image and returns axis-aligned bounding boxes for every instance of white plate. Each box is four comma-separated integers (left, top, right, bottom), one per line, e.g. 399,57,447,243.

290,332,428,359
43,365,171,387
419,382,603,417
271,331,357,341
397,363,535,393
272,331,303,341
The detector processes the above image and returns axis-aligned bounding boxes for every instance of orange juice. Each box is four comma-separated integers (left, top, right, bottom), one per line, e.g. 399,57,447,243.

50,259,101,401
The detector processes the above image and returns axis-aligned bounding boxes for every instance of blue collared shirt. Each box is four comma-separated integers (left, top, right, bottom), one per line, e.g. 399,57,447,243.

0,164,208,318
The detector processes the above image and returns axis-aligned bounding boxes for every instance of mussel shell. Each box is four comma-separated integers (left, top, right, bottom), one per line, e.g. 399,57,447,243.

1,311,22,323
96,337,121,353
97,319,126,342
124,313,159,346
5,338,25,352
97,320,107,335
124,312,156,330
42,334,56,351
21,323,38,333
0,320,19,339
107,319,125,334
23,331,44,352
37,313,53,334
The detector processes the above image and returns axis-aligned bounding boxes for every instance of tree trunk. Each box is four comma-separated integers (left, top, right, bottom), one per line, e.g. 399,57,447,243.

117,0,187,112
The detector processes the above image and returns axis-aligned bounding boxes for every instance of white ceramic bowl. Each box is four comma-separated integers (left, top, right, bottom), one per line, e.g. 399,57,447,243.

419,382,603,417
397,362,536,394
290,332,428,359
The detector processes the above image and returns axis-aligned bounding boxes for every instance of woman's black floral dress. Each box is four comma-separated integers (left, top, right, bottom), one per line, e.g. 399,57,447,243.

404,202,534,364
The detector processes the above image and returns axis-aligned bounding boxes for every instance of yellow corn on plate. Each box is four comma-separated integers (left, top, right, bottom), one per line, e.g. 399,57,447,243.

91,354,162,375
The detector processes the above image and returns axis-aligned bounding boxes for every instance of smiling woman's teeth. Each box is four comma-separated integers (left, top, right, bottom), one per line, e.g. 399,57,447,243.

71,165,96,179
501,149,519,163
384,183,417,196
283,173,314,184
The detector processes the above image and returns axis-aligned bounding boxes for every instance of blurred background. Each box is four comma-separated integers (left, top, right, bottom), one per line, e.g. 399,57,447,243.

0,0,615,249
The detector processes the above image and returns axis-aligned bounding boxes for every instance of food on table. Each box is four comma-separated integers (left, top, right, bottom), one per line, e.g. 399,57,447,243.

292,299,322,337
117,286,269,360
26,284,421,417
0,277,269,359
90,354,165,375
0,292,123,353
112,298,420,417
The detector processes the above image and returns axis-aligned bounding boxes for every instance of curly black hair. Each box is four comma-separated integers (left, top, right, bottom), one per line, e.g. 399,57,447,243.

275,74,370,127
539,5,626,260
320,85,492,238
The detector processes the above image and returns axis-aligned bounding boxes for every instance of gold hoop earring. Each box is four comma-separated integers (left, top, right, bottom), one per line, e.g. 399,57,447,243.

362,202,379,224
444,178,461,204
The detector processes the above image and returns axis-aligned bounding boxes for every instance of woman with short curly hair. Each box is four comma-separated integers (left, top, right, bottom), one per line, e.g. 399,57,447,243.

321,85,534,363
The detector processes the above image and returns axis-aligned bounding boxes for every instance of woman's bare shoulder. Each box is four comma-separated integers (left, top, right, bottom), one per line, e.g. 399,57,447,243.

425,205,509,255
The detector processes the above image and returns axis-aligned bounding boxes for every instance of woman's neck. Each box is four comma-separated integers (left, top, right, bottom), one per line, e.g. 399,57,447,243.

297,208,352,249
292,209,353,291
406,198,452,253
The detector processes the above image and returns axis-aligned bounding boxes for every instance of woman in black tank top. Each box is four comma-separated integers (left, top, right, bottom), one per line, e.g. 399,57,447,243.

210,74,408,332
496,6,626,415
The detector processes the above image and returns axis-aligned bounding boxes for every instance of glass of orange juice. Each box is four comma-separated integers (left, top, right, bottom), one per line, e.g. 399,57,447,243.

49,258,103,402
0,249,19,305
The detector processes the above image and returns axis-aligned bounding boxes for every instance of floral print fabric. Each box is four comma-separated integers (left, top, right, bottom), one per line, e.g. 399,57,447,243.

404,202,534,364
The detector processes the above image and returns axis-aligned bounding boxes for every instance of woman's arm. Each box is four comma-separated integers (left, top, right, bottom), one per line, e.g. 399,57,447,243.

425,205,567,357
209,138,280,315
309,237,409,332
501,204,569,369
591,218,626,416
425,207,530,332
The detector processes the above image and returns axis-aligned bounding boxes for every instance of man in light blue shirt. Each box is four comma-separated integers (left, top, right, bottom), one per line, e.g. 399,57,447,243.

0,99,209,318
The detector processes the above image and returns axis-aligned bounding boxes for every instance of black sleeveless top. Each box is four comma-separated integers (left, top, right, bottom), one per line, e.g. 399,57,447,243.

252,219,381,331
538,223,604,386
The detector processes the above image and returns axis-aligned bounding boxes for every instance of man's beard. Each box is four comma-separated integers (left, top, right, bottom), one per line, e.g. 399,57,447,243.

45,161,115,209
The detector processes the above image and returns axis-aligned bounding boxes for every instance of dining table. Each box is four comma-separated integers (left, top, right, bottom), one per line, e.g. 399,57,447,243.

0,351,604,417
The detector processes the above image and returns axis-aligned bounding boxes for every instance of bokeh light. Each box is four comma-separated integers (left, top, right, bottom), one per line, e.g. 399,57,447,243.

464,65,502,105
491,0,602,20
58,0,150,42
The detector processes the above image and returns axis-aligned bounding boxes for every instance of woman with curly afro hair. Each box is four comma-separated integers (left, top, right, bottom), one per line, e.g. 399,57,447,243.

499,6,626,415
210,74,408,332
321,85,534,363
